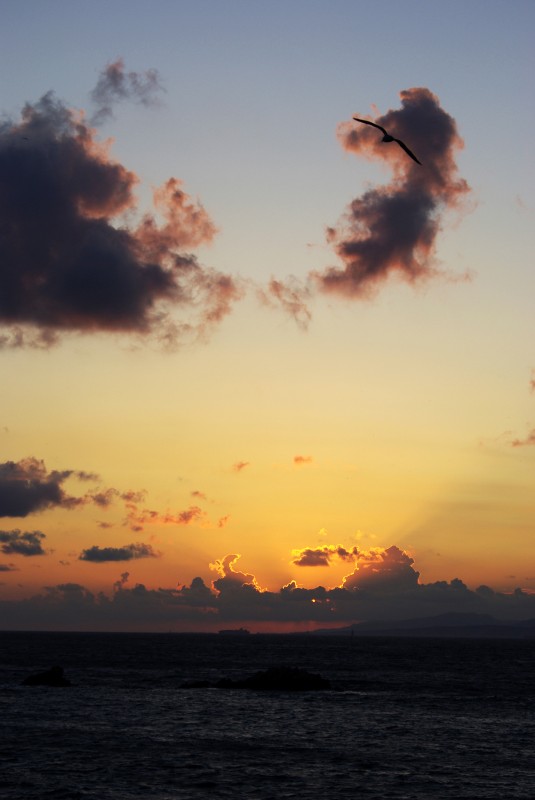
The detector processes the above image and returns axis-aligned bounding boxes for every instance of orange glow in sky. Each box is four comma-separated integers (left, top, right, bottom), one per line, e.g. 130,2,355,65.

1,3,534,631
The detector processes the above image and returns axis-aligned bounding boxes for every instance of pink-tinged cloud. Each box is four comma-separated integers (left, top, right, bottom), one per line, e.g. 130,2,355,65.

217,515,230,528
136,178,217,254
126,505,208,530
232,461,250,473
258,278,312,329
293,455,313,466
292,544,359,567
313,88,470,299
0,91,242,347
511,429,535,447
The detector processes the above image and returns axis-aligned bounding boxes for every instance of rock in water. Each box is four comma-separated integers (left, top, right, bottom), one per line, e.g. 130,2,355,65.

22,665,72,686
214,666,331,691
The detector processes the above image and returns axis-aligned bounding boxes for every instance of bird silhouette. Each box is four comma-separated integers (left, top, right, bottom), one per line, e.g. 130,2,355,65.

353,118,422,165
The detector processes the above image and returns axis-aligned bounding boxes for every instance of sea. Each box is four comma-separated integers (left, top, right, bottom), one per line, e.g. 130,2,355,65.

0,631,534,799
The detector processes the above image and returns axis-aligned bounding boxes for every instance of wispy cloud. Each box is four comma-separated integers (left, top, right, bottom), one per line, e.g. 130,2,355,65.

511,429,535,448
293,455,313,466
113,571,130,590
232,461,250,473
89,58,165,125
258,278,312,329
124,501,221,531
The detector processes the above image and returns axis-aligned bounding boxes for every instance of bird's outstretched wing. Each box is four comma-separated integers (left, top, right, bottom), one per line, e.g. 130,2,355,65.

393,138,422,165
353,116,422,165
353,117,388,136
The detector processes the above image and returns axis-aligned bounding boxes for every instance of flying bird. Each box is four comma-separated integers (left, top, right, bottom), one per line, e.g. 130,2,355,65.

353,117,422,165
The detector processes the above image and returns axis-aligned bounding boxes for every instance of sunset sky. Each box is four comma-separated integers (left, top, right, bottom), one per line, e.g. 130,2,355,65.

1,1,534,631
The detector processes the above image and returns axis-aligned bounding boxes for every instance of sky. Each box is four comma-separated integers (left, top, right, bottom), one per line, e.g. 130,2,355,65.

0,0,534,631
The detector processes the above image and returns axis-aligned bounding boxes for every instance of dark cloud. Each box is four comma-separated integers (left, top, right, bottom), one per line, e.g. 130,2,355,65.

1,548,534,631
292,547,331,567
0,563,17,572
0,529,47,556
79,542,159,562
175,575,216,606
292,544,359,567
0,92,241,347
342,546,419,592
0,458,80,517
210,553,261,595
90,58,165,125
313,88,470,298
113,571,130,591
0,457,131,518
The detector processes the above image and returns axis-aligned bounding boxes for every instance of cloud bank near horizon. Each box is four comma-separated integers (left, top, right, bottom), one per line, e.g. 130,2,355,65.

1,549,533,631
2,456,533,630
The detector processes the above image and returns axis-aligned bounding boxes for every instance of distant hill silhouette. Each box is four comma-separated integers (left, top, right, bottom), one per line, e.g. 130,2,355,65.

313,613,535,638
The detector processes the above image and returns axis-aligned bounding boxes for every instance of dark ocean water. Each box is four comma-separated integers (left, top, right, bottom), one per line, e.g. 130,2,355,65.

0,632,534,799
